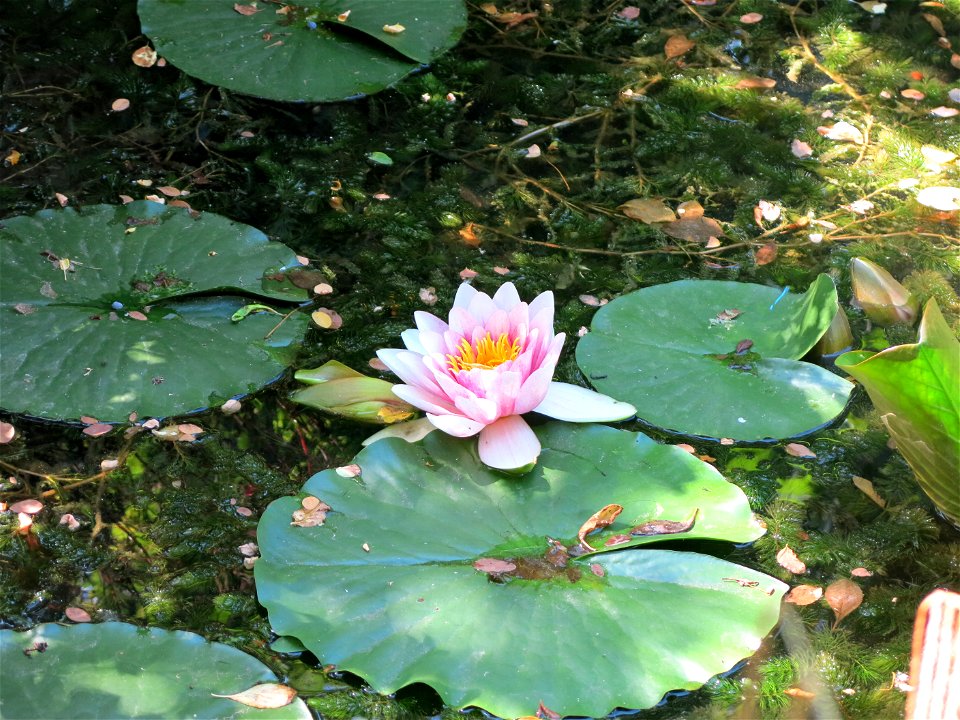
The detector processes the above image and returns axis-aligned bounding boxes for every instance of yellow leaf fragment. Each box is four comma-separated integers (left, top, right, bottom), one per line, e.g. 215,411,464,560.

382,23,405,34
852,475,887,508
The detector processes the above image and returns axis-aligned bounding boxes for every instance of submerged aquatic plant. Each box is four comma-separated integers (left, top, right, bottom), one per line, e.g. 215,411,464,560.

375,282,635,470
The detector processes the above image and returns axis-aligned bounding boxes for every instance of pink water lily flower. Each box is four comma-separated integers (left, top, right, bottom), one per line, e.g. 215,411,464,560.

375,282,635,471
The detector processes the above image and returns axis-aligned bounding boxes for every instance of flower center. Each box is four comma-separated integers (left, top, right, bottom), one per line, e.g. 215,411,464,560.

447,333,520,372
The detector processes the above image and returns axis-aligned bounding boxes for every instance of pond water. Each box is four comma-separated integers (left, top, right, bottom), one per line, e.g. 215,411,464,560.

1,1,958,718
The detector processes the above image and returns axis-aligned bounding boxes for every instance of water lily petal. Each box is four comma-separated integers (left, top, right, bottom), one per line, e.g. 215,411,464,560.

427,412,486,437
453,282,478,310
377,349,444,394
492,282,521,310
392,385,458,415
533,382,637,422
362,417,437,446
413,309,448,336
454,394,501,424
477,415,541,470
400,328,427,354
514,365,555,414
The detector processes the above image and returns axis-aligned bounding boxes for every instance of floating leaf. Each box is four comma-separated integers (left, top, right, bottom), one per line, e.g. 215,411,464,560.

138,0,468,102
916,186,960,212
740,12,763,23
0,202,309,423
784,443,816,458
818,121,864,144
473,558,517,574
665,35,695,59
9,499,43,514
111,98,130,112
0,622,311,719
0,422,15,444
131,45,157,67
630,509,698,536
576,276,852,441
852,475,887,508
824,578,863,629
211,683,297,709
734,77,776,90
64,607,92,623
791,139,814,158
256,423,784,718
784,584,823,606
619,198,676,224
755,242,778,265
576,504,623,550
776,545,807,574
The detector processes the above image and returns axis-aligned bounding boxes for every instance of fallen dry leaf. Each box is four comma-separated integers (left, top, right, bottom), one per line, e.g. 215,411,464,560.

577,504,623,551
930,106,959,118
619,6,640,19
291,496,331,528
458,223,480,246
901,88,925,101
590,563,605,577
459,268,478,280
10,499,43,514
665,34,695,60
59,513,81,531
776,545,807,574
212,683,297,709
233,3,260,16
335,464,361,478
916,186,960,212
817,121,864,144
111,98,130,112
630,509,698,536
221,399,242,415
825,578,864,629
755,242,778,266
740,12,764,23
784,687,816,699
473,558,517,574
311,308,343,330
676,200,704,218
419,287,438,306
82,423,113,438
65,607,92,623
784,584,824,606
313,282,333,295
921,12,946,36
852,475,887,508
619,198,676,224
784,442,816,458
851,567,874,578
791,139,814,158
735,77,776,90
0,422,15,444
661,216,725,243
131,46,157,67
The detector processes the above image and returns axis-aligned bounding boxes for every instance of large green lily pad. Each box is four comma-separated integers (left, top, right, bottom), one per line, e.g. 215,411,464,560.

576,276,854,441
837,300,960,525
256,422,786,718
0,622,312,719
0,202,311,422
138,0,468,102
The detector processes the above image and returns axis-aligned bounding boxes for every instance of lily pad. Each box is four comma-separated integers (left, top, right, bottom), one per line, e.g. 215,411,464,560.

575,276,854,441
137,0,468,102
0,622,312,719
255,422,786,718
0,202,311,422
837,300,960,526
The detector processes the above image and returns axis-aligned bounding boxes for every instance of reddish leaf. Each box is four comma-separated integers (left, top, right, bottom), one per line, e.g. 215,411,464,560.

65,607,92,623
776,545,807,574
784,443,816,458
10,499,43,514
825,578,864,629
82,423,113,437
784,584,823,606
755,242,778,265
212,683,297,709
664,35,695,59
474,558,517,574
734,77,776,90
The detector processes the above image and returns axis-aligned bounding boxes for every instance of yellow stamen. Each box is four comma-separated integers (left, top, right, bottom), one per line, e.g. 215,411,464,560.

447,332,520,372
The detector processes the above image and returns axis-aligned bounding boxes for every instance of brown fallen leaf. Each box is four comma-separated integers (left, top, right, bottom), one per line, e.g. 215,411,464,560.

10,499,43,514
603,533,632,547
65,607,92,623
665,34,695,59
784,442,816,458
212,683,297,709
851,567,874,577
755,242,778,266
676,200,704,218
233,3,260,16
825,578,864,629
735,77,777,90
131,46,157,67
0,422,15,444
740,12,764,23
784,687,816,699
784,584,824,606
630,509,698,536
82,423,113,438
458,223,480,246
776,545,807,574
661,216,725,243
577,504,623,551
473,558,517,574
619,198,676,224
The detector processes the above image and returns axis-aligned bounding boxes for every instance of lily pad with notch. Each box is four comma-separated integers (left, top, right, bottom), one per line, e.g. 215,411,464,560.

0,202,311,422
137,0,468,102
255,422,786,718
0,622,311,719
575,275,854,441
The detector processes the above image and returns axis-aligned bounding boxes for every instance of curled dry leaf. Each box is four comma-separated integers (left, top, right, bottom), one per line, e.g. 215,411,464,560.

852,475,887,508
82,423,113,438
311,308,343,330
65,607,92,623
619,198,676,224
776,545,807,574
576,504,623,551
474,558,517,574
784,688,816,699
665,34,695,59
791,139,814,158
382,23,406,34
55,193,69,207
335,464,361,478
579,294,601,307
212,683,297,709
0,422,15,444
10,499,43,514
419,287,438,306
662,215,725,243
238,542,259,557
17,512,33,534
676,200,704,218
784,584,823,606
59,513,81,531
235,506,253,518
525,144,541,159
131,46,157,67
630,509,698,536
675,443,696,454
493,266,510,275
290,497,332,528
157,185,182,197
784,442,816,458
825,578,864,629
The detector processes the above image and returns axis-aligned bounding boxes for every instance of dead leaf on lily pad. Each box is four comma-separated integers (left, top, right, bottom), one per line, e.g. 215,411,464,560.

825,578,863,629
291,496,332,528
776,545,807,574
630,508,698,536
665,34,695,59
212,683,297,709
474,558,517,574
577,504,623,551
619,198,676,224
784,584,823,605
